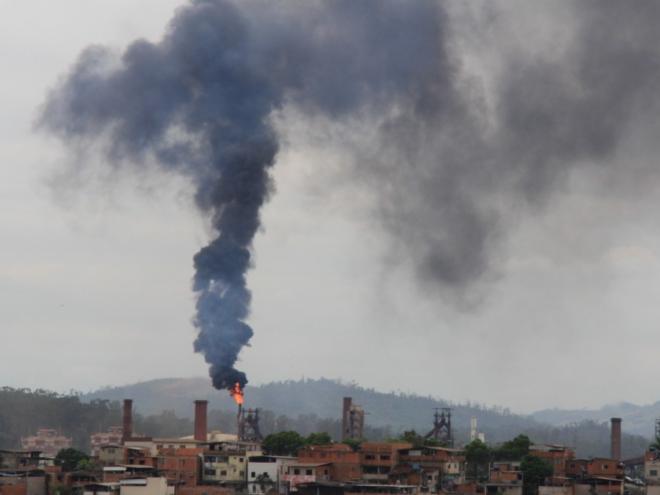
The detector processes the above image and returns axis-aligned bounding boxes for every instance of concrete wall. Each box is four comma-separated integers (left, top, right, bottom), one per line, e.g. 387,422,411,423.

25,476,45,495
539,486,573,495
120,478,173,495
646,459,660,482
0,475,45,495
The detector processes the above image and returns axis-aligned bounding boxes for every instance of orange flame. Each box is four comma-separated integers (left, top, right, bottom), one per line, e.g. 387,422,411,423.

230,382,244,405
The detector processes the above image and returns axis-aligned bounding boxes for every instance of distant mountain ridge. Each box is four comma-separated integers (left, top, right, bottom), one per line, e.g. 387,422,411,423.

82,377,652,458
83,377,537,435
532,401,660,438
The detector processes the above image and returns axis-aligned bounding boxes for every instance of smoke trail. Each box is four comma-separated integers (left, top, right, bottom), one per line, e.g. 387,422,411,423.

39,0,454,390
39,0,284,390
39,0,660,386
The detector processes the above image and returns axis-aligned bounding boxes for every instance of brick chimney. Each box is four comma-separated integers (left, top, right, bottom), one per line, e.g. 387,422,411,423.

611,417,622,460
341,397,352,441
194,400,208,442
122,399,133,443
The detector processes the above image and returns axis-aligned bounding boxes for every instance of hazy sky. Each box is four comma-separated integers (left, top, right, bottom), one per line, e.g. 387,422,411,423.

3,1,660,414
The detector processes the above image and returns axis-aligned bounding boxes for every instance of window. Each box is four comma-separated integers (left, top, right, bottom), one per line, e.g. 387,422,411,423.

324,469,329,475
365,454,376,460
294,469,300,475
240,458,244,462
220,471,227,476
251,472,256,478
651,470,658,477
205,469,216,476
380,455,391,461
306,469,313,476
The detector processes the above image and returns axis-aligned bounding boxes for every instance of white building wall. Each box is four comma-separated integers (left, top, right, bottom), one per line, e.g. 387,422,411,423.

120,478,171,495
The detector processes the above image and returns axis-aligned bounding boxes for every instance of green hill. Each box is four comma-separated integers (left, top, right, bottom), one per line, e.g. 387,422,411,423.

82,377,651,458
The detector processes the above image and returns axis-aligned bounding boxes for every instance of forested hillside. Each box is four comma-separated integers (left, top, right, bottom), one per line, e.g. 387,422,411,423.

0,380,652,459
83,377,652,457
533,402,660,438
0,387,119,450
84,377,539,437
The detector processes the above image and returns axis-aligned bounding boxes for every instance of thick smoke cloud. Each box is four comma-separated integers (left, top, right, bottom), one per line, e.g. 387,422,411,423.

39,0,660,389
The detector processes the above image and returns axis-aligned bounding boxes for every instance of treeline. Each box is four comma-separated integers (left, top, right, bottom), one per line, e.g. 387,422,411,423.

0,386,651,459
515,420,650,459
0,387,391,453
0,387,119,450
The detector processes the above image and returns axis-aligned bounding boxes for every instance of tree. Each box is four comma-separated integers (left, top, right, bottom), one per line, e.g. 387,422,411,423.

55,448,89,472
521,455,553,495
262,431,305,456
398,430,425,448
305,432,332,446
424,438,442,447
464,439,492,481
75,458,99,472
343,438,363,452
495,435,532,461
650,435,660,451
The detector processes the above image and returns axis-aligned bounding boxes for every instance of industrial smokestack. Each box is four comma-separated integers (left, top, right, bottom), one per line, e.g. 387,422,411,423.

341,397,352,441
194,400,208,442
611,417,622,460
122,399,133,443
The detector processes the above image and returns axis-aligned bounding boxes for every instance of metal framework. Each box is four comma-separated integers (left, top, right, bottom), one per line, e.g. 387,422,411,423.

237,406,263,442
425,407,453,446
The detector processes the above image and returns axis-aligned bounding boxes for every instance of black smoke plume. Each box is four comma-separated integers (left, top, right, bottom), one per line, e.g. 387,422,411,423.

39,0,660,388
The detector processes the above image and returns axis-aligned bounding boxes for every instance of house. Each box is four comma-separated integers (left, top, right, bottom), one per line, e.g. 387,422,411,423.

281,463,332,491
645,450,660,484
246,455,296,494
298,445,360,483
202,442,261,486
98,445,125,467
485,462,523,495
0,451,45,471
359,443,411,483
91,428,124,457
157,447,202,487
530,445,575,479
392,446,464,492
0,469,47,495
20,430,71,458
295,481,418,495
102,465,158,483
